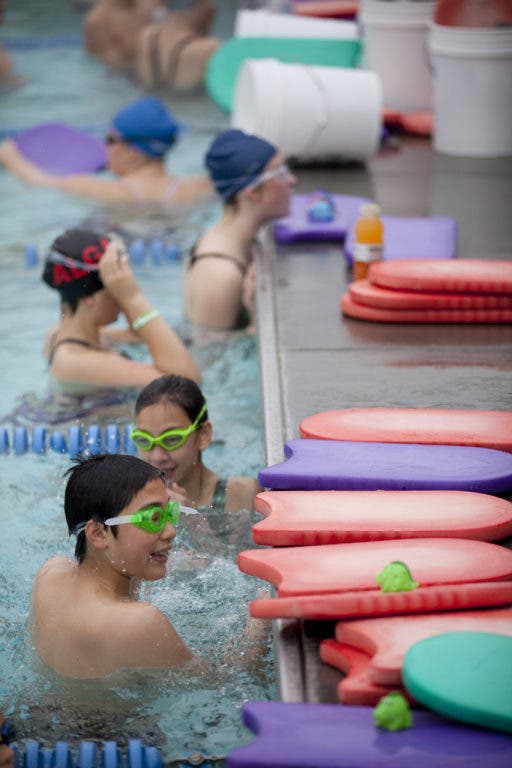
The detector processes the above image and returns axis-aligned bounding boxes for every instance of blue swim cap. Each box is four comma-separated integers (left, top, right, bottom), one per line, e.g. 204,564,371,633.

205,129,277,203
111,97,179,158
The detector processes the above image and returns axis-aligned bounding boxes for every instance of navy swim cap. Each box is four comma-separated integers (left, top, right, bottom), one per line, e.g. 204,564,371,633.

42,229,109,303
205,129,277,203
111,97,179,158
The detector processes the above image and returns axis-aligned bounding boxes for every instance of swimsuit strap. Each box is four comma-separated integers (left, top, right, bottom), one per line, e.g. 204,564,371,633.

146,23,164,85
211,477,227,513
48,337,104,366
165,33,197,89
188,244,248,277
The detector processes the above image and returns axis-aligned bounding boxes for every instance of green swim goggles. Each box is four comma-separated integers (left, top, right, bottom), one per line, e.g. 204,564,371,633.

131,403,207,452
104,499,180,533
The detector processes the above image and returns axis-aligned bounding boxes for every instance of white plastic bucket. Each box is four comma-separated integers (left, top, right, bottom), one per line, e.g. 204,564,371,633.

359,0,435,113
231,58,382,162
234,9,359,40
429,23,512,157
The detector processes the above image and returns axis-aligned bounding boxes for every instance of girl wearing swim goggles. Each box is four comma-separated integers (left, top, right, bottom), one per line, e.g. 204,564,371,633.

133,375,261,514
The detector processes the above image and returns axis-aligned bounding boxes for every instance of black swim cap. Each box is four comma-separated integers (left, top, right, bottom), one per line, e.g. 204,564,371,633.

42,229,109,303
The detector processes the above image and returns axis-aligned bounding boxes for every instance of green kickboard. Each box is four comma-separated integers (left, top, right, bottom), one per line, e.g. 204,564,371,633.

205,37,361,113
403,632,512,734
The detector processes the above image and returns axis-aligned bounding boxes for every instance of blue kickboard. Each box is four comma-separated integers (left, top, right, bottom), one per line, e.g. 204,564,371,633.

258,440,512,494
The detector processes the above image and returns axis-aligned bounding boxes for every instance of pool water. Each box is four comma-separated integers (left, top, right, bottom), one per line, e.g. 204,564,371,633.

0,0,273,760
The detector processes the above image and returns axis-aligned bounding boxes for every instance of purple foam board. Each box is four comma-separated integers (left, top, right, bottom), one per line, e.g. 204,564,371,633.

14,122,107,176
257,440,512,494
343,216,458,265
226,701,512,768
273,194,371,244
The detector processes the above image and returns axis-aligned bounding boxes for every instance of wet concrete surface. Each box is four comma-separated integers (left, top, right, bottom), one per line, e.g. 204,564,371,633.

255,136,512,702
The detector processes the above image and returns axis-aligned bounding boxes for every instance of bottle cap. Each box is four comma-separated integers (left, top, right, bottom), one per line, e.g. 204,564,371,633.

359,203,381,218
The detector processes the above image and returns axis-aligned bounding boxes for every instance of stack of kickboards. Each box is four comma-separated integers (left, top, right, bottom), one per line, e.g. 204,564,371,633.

229,408,512,768
341,258,512,323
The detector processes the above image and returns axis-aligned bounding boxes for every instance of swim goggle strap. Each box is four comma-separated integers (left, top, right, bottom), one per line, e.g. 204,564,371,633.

131,402,207,452
72,500,197,537
246,163,293,190
105,499,180,533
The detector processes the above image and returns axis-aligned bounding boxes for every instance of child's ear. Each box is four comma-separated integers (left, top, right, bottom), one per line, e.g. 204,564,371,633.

84,519,108,550
198,421,212,451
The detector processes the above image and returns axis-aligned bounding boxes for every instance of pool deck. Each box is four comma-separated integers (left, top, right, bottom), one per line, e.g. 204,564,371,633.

255,137,512,702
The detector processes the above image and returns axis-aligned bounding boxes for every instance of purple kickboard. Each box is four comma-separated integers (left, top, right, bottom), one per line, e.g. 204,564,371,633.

258,440,512,494
273,194,371,244
14,122,107,176
226,702,512,768
344,215,457,265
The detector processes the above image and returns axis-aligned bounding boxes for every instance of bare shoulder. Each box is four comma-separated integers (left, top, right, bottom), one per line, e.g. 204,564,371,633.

35,556,74,581
104,602,194,670
225,476,261,513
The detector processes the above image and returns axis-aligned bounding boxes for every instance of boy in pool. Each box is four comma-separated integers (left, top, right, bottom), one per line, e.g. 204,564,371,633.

30,454,196,678
0,97,212,207
183,128,296,331
30,454,269,678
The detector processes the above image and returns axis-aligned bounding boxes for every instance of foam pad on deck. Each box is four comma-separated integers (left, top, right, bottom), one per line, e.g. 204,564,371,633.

14,122,107,176
226,700,512,768
344,216,457,265
403,632,512,734
257,440,512,493
273,193,370,244
336,606,512,686
299,408,512,452
368,258,512,294
249,581,512,620
341,293,512,323
237,538,512,597
349,280,512,310
253,490,512,545
320,639,414,705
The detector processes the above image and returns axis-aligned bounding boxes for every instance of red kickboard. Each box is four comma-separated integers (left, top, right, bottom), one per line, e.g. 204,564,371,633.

319,639,415,706
299,408,512,452
336,606,512,686
349,279,512,310
237,538,512,597
293,1,359,19
368,258,512,294
253,490,512,545
341,292,512,323
249,581,512,620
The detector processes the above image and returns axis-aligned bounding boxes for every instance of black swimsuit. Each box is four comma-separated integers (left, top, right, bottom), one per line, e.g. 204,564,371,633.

48,337,103,366
146,25,197,88
48,337,131,366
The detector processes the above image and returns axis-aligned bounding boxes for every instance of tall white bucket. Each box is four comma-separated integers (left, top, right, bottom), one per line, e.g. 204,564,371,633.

234,9,359,40
429,23,512,157
359,0,435,113
231,58,382,163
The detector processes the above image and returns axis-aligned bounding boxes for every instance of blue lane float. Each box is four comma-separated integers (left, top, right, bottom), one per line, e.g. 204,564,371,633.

0,425,137,457
1,34,82,50
24,239,181,268
18,740,162,768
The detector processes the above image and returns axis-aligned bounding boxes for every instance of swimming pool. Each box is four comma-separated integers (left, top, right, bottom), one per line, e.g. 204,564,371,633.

0,0,273,760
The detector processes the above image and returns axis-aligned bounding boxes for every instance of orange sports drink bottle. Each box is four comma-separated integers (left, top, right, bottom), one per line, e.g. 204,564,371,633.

352,203,384,281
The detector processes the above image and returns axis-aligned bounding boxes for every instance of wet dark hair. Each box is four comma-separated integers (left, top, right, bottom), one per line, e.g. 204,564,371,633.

134,375,208,425
65,454,164,563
